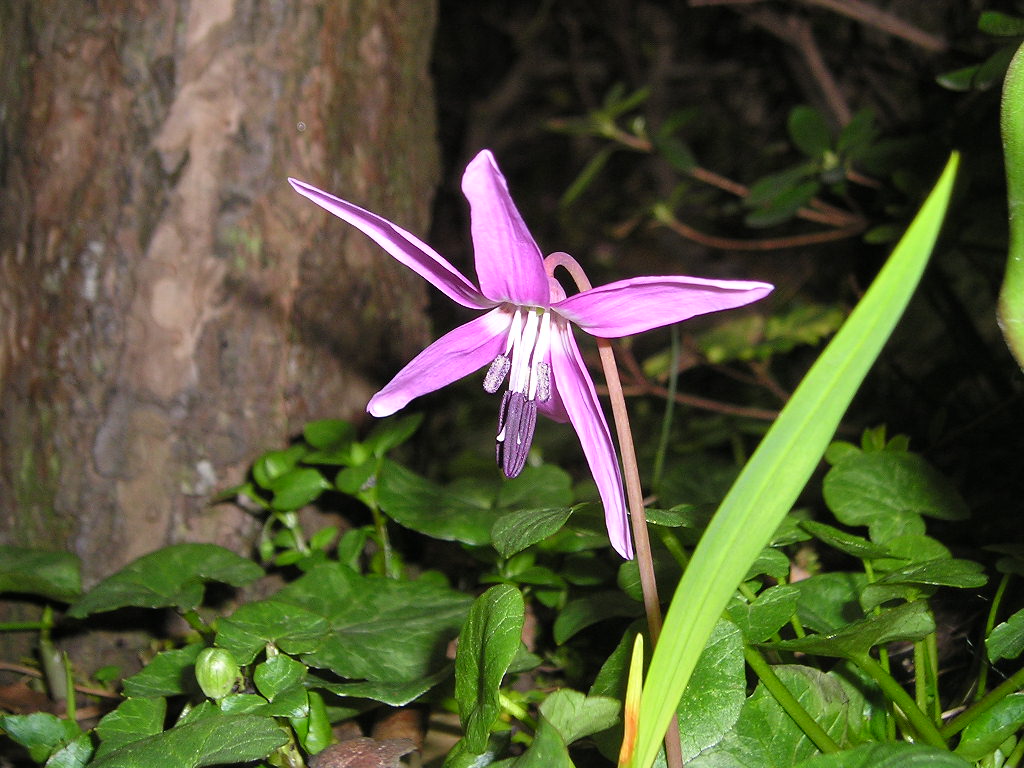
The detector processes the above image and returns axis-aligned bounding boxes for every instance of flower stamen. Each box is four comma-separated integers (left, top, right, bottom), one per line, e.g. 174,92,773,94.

496,390,537,478
489,307,552,478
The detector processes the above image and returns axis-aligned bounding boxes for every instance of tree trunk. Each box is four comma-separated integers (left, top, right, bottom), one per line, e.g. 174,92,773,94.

0,1,438,585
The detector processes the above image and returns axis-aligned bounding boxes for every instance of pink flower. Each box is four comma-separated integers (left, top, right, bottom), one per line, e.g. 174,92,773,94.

289,150,772,558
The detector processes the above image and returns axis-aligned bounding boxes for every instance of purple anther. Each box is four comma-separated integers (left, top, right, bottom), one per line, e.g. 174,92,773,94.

483,354,511,393
534,361,551,402
495,391,537,478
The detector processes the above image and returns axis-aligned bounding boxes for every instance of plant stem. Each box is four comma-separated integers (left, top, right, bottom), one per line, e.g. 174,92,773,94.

976,572,1011,700
744,646,841,754
62,652,76,721
499,692,538,732
363,472,397,578
941,663,1024,739
1004,731,1024,768
182,609,211,636
855,652,947,749
544,251,682,768
924,630,941,722
0,621,51,631
863,559,895,739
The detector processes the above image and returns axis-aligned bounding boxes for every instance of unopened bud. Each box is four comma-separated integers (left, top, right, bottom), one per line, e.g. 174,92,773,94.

195,647,240,700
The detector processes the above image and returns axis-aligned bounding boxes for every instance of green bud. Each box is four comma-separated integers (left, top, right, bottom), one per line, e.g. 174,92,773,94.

195,647,239,700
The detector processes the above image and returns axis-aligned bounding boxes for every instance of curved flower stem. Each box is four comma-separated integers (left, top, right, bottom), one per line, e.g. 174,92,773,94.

544,252,682,768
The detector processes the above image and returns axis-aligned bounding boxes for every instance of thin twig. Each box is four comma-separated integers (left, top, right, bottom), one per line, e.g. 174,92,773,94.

602,124,865,231
612,344,784,422
655,208,864,251
689,165,863,227
743,8,852,126
0,660,120,699
792,0,948,53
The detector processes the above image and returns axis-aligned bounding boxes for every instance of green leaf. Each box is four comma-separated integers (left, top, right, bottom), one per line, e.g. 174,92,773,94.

303,418,355,451
88,714,287,768
561,145,615,207
794,572,867,633
0,712,80,763
654,133,696,172
496,465,574,509
0,547,81,601
379,462,571,546
455,585,525,753
746,547,791,582
275,563,471,683
215,599,330,665
872,533,948,569
1002,40,1024,368
364,413,423,457
296,689,332,755
268,467,330,511
676,619,746,760
727,585,800,643
955,692,1024,760
987,607,1024,661
823,451,969,536
491,507,574,557
553,591,642,644
873,558,987,589
377,460,503,545
789,106,832,157
335,460,376,495
979,11,1024,36
444,733,511,768
68,544,263,617
633,154,959,768
799,520,894,560
767,600,934,659
95,698,167,759
744,179,820,228
314,666,452,706
539,688,619,745
254,654,306,700
252,445,306,489
794,742,973,767
494,715,573,768
591,620,745,763
690,666,848,768
45,734,93,768
837,109,878,156
220,685,307,718
122,644,203,698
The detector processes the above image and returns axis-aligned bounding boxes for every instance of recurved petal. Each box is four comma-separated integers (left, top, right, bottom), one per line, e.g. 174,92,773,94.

368,308,513,417
548,318,632,559
288,178,492,310
461,151,550,307
553,275,774,338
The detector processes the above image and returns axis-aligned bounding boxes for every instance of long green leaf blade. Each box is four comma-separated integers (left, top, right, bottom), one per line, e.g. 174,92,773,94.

1001,42,1024,369
633,153,959,768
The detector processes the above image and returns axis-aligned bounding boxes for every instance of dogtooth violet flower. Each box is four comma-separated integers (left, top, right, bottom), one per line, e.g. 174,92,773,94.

289,150,772,559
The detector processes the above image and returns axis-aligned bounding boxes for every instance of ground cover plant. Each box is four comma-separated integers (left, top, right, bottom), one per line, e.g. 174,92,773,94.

3,4,1024,768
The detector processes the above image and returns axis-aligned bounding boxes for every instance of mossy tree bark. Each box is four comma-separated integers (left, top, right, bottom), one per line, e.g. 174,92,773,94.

0,1,437,598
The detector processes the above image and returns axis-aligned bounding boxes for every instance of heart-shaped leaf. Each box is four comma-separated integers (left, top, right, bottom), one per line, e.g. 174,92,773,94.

68,545,262,617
